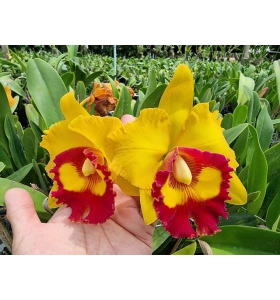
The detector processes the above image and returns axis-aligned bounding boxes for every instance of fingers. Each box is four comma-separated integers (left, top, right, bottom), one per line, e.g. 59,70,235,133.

121,114,135,124
4,188,40,232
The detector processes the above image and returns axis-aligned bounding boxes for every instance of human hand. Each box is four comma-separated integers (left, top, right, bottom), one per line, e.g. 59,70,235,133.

4,185,155,255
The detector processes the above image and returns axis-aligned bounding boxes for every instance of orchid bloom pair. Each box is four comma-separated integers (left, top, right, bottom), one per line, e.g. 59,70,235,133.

41,64,247,238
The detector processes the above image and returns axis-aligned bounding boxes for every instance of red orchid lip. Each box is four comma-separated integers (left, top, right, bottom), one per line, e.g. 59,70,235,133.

50,147,115,224
152,147,233,238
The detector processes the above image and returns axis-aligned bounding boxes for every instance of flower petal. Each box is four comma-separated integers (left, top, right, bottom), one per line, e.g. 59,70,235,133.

68,115,123,163
152,147,233,238
140,189,157,225
227,172,247,205
108,108,171,189
175,103,238,169
60,92,90,121
40,120,93,175
159,64,194,145
51,147,115,224
4,86,16,107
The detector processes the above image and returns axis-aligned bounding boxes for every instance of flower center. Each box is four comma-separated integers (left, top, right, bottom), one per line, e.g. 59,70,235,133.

82,158,96,176
173,155,192,185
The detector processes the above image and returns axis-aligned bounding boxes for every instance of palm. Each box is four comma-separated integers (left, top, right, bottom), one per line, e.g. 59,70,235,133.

5,186,155,255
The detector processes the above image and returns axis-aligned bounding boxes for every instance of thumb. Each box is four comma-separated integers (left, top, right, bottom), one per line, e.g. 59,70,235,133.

4,188,40,232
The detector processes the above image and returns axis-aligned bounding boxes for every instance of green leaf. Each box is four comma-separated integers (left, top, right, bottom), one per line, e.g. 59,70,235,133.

273,60,280,106
67,45,79,58
200,225,280,254
25,104,47,131
0,162,5,172
172,242,197,255
85,71,103,87
145,69,157,98
10,50,27,71
247,91,261,125
256,105,274,151
26,58,67,127
113,86,132,118
152,225,171,252
61,72,74,88
32,160,48,195
0,82,13,153
246,126,268,214
23,128,38,163
223,123,248,144
29,120,44,143
0,145,13,176
200,87,212,103
266,185,280,231
6,163,33,182
75,81,86,102
265,142,280,182
219,212,258,227
139,84,167,112
4,114,28,169
0,178,50,222
232,105,248,126
237,72,255,105
221,113,233,130
232,127,249,160
106,75,119,98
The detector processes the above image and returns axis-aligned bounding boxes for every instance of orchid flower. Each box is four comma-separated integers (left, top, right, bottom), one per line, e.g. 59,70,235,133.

40,92,123,224
107,64,247,238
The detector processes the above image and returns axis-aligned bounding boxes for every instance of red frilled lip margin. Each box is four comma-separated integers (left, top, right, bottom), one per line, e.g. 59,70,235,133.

50,146,115,224
152,147,234,239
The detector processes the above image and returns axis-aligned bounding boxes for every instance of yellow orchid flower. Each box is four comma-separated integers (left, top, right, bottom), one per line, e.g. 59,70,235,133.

40,92,123,224
4,86,16,107
108,64,247,238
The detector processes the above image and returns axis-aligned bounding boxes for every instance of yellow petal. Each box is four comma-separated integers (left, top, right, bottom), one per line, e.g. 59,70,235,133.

176,103,238,169
108,108,171,189
114,174,140,196
140,189,157,225
68,115,123,162
4,86,16,107
60,92,90,121
227,172,247,205
40,120,93,175
159,64,194,145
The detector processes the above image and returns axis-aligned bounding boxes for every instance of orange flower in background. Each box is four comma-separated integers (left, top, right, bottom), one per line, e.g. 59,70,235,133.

81,81,135,116
4,86,15,107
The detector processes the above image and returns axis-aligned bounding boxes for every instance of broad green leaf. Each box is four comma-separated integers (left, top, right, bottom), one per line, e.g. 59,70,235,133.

32,160,48,194
4,114,28,169
113,86,132,118
0,145,13,176
0,178,50,222
247,191,261,204
61,72,74,88
246,126,268,214
0,82,12,153
138,84,167,112
75,81,86,102
106,75,119,98
145,69,157,98
54,53,67,70
25,103,47,131
223,123,248,144
0,162,5,172
26,58,67,127
172,242,197,255
152,225,171,252
232,105,247,126
273,60,280,106
247,91,261,125
200,225,280,254
244,64,255,77
237,72,255,105
272,119,280,125
199,87,212,103
219,212,258,227
23,128,38,163
233,127,249,160
67,45,79,58
6,163,33,182
85,71,103,87
29,120,44,143
256,105,274,151
266,184,280,231
265,142,280,182
221,113,233,130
